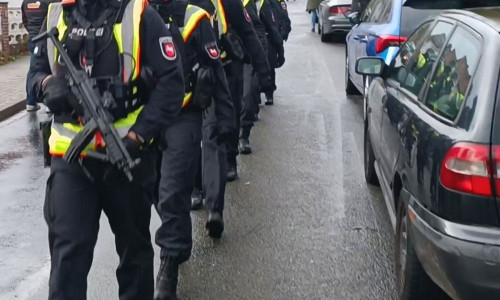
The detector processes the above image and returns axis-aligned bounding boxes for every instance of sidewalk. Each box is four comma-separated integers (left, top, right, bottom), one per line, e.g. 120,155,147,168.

0,56,30,122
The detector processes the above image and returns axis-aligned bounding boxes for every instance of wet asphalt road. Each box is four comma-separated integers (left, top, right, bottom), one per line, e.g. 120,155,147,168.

0,4,397,300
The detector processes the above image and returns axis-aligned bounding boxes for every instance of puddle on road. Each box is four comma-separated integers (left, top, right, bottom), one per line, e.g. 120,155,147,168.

0,151,25,172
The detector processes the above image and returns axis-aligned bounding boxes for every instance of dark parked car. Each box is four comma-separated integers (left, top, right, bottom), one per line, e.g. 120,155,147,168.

357,7,500,300
318,0,352,42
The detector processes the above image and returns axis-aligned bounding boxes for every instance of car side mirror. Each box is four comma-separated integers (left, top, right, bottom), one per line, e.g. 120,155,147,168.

356,57,385,76
348,12,360,25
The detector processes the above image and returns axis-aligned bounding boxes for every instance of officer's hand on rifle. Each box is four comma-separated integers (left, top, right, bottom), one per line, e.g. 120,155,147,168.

42,76,83,116
123,131,145,160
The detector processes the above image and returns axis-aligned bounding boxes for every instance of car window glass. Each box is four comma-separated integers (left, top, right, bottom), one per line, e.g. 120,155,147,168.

368,0,390,23
424,26,481,121
390,22,433,85
361,0,379,22
378,0,393,23
403,21,454,95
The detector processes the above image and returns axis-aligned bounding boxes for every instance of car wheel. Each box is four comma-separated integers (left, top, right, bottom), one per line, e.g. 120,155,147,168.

345,53,359,95
363,76,370,122
395,196,449,300
363,118,378,185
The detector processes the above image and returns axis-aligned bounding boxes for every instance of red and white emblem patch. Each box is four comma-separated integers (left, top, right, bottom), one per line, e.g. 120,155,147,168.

244,9,252,22
205,43,220,59
159,37,177,61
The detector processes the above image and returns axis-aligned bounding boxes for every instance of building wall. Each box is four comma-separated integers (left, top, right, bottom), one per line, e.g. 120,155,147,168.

9,8,28,45
0,2,28,55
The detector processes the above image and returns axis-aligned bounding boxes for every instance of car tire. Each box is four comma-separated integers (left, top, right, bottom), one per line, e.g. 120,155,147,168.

395,196,449,300
345,53,360,95
363,119,379,185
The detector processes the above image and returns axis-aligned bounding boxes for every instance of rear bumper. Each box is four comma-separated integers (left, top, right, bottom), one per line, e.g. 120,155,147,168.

322,16,352,35
408,198,500,300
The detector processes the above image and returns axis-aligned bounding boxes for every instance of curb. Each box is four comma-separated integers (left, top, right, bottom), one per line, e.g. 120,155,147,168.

0,100,25,123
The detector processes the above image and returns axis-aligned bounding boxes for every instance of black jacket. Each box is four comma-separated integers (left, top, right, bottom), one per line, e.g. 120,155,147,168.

259,0,284,57
29,4,185,141
155,2,235,132
269,0,291,41
191,0,270,77
22,0,60,40
244,0,267,49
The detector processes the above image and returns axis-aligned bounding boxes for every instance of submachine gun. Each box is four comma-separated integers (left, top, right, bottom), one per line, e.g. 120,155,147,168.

33,27,140,181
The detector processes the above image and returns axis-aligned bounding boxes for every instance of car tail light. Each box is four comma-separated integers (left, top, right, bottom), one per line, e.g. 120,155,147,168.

440,143,493,196
330,6,349,14
375,35,407,54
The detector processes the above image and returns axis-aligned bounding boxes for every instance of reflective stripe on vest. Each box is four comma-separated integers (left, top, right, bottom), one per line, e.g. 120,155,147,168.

181,5,210,42
242,0,251,8
45,0,147,156
255,0,264,16
210,0,228,39
179,5,208,108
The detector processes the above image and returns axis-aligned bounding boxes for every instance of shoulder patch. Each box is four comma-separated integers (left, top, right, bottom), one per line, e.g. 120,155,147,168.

244,8,252,23
205,42,220,60
27,1,41,9
159,37,177,61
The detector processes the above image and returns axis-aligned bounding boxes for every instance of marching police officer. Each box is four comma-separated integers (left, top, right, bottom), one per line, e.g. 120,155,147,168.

150,0,234,298
240,0,284,153
188,0,272,235
191,0,272,182
266,0,291,104
29,0,185,297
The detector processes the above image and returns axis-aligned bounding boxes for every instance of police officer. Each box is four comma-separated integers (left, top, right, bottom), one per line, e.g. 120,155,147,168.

150,0,234,298
191,0,271,183
189,0,271,233
265,0,291,104
22,0,60,111
28,0,185,297
240,0,284,153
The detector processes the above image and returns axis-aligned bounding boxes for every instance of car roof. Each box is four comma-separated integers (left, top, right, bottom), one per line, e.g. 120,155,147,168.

441,7,500,32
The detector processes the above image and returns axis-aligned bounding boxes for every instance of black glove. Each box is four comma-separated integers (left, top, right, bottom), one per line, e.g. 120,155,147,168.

43,77,83,116
122,136,144,160
259,74,273,94
277,52,285,68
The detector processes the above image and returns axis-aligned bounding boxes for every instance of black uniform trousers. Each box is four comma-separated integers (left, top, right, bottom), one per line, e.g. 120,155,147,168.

267,37,278,93
225,60,244,166
155,109,202,264
201,101,228,214
241,63,261,139
45,152,157,300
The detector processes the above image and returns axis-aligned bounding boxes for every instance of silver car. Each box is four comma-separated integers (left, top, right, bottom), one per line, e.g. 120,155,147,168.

318,0,352,42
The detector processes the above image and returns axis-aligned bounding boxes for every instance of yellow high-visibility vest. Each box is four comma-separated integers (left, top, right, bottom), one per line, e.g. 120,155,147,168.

45,0,147,156
179,4,211,107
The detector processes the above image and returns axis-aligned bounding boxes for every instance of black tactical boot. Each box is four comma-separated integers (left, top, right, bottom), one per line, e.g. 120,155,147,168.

227,163,238,182
206,211,224,238
191,188,203,211
239,138,252,155
265,92,274,105
154,257,179,300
